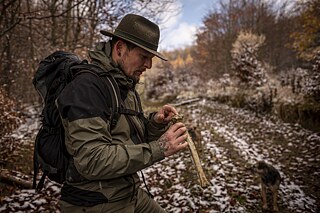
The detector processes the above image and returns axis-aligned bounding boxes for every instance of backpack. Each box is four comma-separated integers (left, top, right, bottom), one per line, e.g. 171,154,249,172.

32,51,124,190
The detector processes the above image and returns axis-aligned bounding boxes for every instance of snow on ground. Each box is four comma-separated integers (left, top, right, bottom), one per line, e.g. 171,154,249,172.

9,105,40,141
200,101,318,212
1,100,319,212
0,182,61,213
142,99,319,212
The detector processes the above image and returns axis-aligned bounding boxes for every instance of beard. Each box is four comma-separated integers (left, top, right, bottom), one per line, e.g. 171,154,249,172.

118,59,140,84
129,75,140,84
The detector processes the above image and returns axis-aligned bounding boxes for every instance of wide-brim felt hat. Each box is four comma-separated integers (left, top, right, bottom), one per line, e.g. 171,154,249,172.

100,14,167,61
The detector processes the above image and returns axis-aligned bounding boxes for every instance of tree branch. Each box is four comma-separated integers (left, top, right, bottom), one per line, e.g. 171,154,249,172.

0,17,21,37
0,169,32,189
25,0,85,20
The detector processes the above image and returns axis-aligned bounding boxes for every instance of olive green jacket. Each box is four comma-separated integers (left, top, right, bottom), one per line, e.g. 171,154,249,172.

56,42,167,203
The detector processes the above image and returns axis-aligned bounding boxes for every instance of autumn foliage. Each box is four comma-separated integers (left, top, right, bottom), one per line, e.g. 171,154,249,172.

291,0,320,61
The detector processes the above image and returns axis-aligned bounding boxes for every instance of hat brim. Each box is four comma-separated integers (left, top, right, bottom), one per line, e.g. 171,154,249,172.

100,30,167,61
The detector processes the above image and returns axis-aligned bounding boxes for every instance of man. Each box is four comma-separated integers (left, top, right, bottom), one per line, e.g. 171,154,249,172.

56,14,188,212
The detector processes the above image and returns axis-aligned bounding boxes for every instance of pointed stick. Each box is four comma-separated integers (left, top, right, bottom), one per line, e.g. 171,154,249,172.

172,114,211,188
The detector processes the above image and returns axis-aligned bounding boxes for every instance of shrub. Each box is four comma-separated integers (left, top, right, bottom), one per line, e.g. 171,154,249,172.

231,31,268,88
302,52,320,102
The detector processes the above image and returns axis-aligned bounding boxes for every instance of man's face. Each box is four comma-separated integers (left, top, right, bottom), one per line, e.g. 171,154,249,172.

118,44,155,83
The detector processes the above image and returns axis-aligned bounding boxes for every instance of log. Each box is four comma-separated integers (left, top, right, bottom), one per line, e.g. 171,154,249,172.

172,114,211,188
0,169,33,189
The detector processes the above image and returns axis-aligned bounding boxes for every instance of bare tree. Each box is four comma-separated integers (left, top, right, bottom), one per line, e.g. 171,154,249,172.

193,0,296,80
0,0,180,103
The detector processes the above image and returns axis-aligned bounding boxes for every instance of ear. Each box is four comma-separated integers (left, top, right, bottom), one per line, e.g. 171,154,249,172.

114,40,126,57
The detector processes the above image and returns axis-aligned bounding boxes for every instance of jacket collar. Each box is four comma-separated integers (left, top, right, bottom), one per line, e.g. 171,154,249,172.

88,42,135,89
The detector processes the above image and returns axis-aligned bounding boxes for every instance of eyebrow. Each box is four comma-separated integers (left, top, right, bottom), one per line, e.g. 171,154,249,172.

137,47,154,57
140,52,154,58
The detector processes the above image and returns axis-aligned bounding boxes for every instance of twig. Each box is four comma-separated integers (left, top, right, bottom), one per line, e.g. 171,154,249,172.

171,98,201,107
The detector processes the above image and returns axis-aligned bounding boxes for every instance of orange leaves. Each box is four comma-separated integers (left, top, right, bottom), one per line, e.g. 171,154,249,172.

291,0,320,60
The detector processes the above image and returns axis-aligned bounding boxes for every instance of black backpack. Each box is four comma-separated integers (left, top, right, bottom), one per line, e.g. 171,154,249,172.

32,51,124,190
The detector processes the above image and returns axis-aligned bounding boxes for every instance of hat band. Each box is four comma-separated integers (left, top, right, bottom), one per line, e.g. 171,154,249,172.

114,29,158,51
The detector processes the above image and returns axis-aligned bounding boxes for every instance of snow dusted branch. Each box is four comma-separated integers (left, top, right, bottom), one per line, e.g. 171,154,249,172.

0,169,32,189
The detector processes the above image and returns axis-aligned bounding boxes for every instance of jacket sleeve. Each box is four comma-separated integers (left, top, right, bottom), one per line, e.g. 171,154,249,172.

57,73,165,180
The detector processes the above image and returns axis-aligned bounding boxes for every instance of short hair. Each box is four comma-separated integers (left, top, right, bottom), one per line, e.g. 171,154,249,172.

111,37,136,51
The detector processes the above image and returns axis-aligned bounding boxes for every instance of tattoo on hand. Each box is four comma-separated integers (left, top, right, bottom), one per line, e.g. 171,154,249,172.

157,135,168,153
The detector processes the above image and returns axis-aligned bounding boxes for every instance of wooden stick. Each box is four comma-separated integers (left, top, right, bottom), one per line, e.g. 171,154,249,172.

172,114,211,188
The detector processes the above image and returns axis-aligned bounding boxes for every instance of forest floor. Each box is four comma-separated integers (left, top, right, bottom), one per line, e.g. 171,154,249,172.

0,99,319,213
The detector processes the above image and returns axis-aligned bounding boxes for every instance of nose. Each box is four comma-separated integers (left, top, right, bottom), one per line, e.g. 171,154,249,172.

144,58,152,69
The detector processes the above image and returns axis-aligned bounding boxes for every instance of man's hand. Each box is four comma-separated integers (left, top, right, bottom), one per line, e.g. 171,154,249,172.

154,105,178,124
157,122,188,157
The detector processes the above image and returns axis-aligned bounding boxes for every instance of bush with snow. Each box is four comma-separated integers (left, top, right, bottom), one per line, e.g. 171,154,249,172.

144,62,203,101
302,52,320,102
231,31,268,88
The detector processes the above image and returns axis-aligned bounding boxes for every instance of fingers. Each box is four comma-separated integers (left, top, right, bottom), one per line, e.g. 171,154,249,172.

160,123,189,157
154,113,164,123
163,105,178,122
154,105,178,124
162,135,188,157
178,141,189,151
176,134,189,149
169,122,185,133
163,104,178,116
168,123,188,141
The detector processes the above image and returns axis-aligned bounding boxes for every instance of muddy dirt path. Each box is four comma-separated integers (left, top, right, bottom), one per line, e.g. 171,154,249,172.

144,99,320,213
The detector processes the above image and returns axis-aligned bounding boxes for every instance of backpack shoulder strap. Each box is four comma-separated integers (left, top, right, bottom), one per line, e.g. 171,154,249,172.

70,64,121,129
70,64,148,130
102,73,121,128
